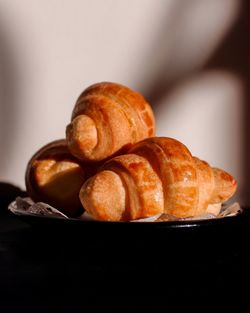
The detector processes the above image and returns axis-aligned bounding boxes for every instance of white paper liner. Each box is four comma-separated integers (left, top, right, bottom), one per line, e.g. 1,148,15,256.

8,197,242,223
8,197,68,219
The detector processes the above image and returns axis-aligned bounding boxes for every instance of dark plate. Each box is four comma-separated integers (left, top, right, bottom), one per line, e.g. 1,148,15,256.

5,206,250,282
10,208,249,260
13,206,250,231
7,195,249,254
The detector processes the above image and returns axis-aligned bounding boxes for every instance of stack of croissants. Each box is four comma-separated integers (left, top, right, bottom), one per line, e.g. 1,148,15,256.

25,82,237,221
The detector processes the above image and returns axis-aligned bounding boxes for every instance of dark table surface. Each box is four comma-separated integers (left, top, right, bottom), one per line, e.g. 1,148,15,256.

0,185,249,312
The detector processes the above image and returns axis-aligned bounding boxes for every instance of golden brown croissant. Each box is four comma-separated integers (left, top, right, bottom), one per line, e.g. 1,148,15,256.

79,137,237,221
66,82,155,162
25,139,97,217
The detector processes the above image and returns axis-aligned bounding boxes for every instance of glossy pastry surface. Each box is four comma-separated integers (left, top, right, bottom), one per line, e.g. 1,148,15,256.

80,137,237,221
80,154,164,221
66,82,155,162
25,139,91,217
130,137,237,217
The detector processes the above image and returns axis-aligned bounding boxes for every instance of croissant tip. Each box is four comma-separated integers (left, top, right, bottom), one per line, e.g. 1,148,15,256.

66,115,98,161
79,170,126,221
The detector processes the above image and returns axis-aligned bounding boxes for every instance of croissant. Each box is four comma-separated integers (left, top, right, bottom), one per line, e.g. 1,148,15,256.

25,139,97,217
79,137,237,221
66,82,155,162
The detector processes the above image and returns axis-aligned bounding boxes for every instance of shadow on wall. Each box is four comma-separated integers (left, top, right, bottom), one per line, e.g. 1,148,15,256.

139,0,241,104
0,13,20,180
204,0,250,206
137,0,249,205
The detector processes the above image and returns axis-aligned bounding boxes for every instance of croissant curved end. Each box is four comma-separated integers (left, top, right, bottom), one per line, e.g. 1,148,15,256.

26,158,86,217
79,170,126,221
66,114,98,161
211,167,238,203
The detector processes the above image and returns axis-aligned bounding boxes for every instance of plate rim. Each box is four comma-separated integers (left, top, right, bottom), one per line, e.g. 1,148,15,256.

10,207,249,229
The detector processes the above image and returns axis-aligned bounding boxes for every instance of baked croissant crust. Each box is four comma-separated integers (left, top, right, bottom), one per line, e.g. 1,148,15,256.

79,137,237,221
66,82,155,162
25,139,96,217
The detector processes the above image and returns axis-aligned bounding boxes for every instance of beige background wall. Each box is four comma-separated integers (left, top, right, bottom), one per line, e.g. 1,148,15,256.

0,0,245,203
